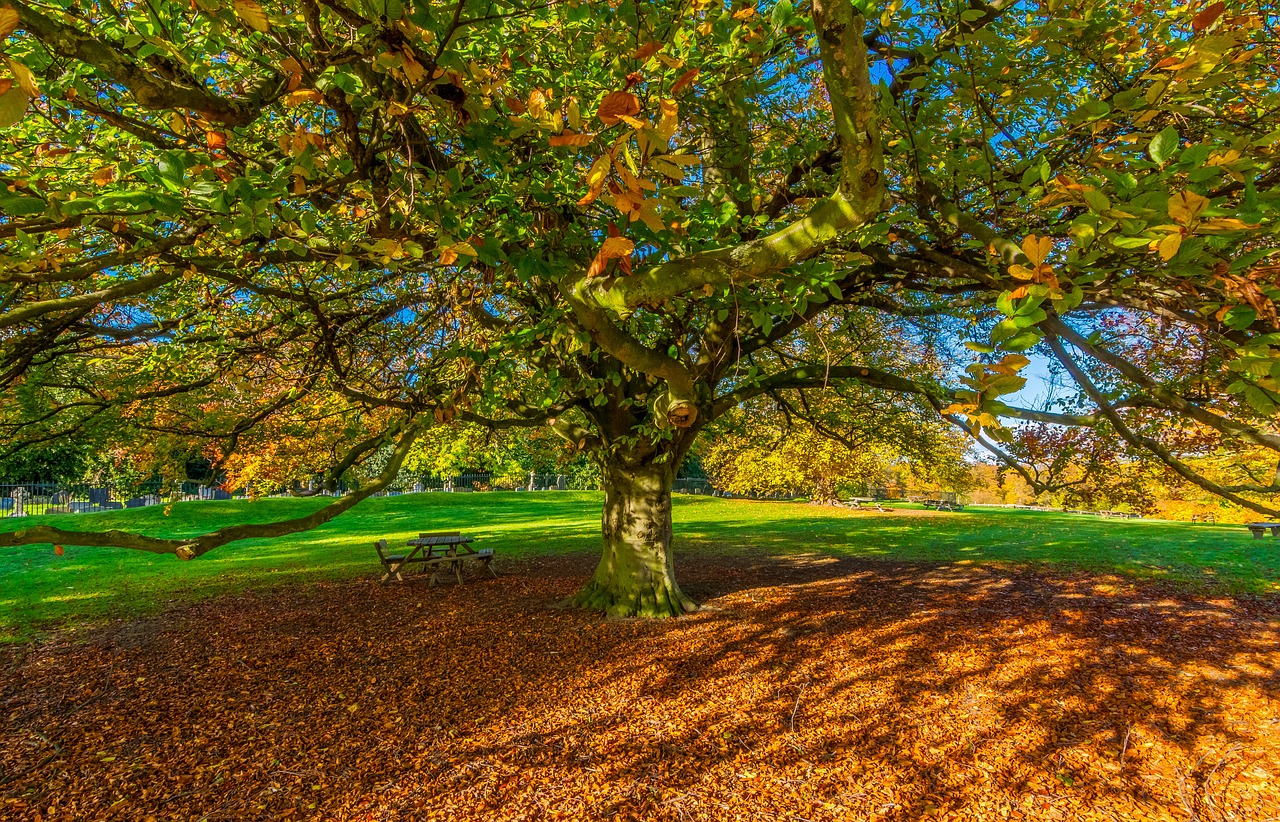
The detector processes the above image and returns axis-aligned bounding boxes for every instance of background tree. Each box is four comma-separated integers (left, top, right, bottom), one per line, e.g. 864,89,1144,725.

1,0,1278,615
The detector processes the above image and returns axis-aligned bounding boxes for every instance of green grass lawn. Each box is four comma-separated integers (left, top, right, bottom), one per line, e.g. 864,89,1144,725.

1,493,1277,642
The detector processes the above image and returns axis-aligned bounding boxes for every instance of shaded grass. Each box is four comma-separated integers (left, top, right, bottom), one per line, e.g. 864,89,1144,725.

1,493,1277,642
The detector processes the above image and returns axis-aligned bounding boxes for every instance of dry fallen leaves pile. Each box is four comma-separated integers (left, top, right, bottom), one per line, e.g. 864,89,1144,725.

2,553,1278,821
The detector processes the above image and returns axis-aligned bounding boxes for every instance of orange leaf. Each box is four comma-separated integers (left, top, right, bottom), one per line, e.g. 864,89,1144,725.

671,68,699,94
549,130,594,147
597,90,640,125
0,77,10,96
53,545,64,556
206,130,227,149
586,236,635,278
91,166,115,186
1192,1,1225,33
438,247,459,266
633,41,661,61
599,236,634,258
282,57,303,92
0,6,17,39
505,95,526,114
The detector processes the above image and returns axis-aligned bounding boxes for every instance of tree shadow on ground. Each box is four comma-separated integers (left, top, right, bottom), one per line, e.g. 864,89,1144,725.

1,552,1278,821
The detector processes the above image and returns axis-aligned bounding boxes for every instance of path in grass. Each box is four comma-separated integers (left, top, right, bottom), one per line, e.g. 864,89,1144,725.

2,554,1278,821
2,493,1278,641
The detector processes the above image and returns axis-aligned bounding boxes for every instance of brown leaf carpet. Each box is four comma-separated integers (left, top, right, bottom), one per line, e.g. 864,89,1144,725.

2,553,1278,821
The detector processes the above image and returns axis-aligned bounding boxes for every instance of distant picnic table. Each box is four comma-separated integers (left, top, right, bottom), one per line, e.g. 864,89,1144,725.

375,532,496,586
1245,522,1280,539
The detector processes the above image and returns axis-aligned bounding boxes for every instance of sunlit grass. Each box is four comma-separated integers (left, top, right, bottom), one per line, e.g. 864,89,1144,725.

1,492,1276,642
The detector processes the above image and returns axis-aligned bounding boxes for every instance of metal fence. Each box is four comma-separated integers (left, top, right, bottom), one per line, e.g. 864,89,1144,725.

0,481,243,518
3,475,960,517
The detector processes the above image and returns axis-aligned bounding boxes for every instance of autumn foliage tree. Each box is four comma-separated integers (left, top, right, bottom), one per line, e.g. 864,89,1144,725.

1,0,1279,615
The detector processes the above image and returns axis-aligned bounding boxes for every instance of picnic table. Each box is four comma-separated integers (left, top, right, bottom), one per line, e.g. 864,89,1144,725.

375,531,496,586
1245,522,1280,539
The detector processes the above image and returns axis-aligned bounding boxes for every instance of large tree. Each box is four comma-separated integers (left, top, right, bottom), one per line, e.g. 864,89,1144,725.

1,0,1278,615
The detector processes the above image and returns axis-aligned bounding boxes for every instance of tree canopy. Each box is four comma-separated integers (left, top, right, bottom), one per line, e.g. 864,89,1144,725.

1,0,1278,615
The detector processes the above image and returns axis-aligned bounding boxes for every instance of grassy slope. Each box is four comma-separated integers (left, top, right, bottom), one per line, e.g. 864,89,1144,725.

1,492,1277,641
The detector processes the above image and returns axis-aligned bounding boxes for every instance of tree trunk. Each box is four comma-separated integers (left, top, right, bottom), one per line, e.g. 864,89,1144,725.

572,461,698,618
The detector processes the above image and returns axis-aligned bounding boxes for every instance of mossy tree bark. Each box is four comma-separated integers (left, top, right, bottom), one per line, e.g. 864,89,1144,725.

572,457,697,618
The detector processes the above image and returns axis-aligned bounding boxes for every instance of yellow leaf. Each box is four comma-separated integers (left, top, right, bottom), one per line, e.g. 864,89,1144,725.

527,88,547,118
402,54,425,85
1008,264,1037,281
1158,232,1182,261
91,166,115,186
616,114,646,129
233,0,270,32
1168,190,1209,224
285,89,323,106
1198,217,1257,232
6,58,37,97
0,6,17,40
567,98,581,130
438,247,459,266
654,153,699,165
1021,234,1053,266
585,154,611,188
657,98,678,142
638,200,664,233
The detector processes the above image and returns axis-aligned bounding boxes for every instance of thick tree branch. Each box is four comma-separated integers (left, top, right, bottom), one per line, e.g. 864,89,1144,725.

12,1,268,125
0,422,423,557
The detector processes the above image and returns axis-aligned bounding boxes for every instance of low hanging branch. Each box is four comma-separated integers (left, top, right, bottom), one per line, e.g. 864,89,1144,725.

1044,333,1280,518
0,422,423,558
1043,316,1280,454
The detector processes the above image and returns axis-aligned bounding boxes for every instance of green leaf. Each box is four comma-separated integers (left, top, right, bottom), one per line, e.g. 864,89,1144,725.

1243,385,1277,416
0,86,28,128
1149,126,1179,165
770,0,794,28
0,195,46,216
1002,330,1043,352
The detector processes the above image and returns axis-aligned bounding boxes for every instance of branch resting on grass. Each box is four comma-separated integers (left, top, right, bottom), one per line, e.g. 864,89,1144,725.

0,423,423,558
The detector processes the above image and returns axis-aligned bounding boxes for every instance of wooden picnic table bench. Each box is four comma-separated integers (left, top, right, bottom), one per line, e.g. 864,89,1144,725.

375,532,496,585
1245,522,1280,539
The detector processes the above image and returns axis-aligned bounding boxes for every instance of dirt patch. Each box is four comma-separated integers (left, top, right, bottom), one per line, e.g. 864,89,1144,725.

2,553,1279,821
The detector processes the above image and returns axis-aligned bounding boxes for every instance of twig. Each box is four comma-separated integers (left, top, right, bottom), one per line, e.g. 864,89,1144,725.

789,677,810,732
0,730,64,786
1118,724,1132,768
